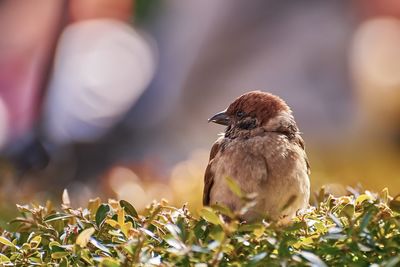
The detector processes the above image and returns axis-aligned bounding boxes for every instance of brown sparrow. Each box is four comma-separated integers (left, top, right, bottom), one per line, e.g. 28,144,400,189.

203,91,310,222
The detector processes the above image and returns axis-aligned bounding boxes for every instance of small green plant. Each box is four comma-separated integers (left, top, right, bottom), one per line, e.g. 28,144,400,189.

0,188,399,266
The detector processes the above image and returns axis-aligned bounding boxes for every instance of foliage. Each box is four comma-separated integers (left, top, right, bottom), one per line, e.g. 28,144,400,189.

0,188,400,266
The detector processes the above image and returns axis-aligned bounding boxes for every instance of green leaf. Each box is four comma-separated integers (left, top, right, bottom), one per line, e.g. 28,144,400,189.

339,204,354,219
359,209,373,232
100,258,120,267
0,253,10,263
29,235,42,249
193,219,208,239
51,252,69,259
389,194,400,213
389,199,400,213
238,223,264,232
119,200,138,218
80,248,95,265
59,258,69,267
199,207,222,225
96,204,111,226
49,241,62,249
209,225,225,242
285,221,307,232
210,204,235,219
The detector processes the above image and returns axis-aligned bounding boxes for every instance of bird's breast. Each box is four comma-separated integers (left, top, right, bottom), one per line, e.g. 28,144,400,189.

209,133,310,221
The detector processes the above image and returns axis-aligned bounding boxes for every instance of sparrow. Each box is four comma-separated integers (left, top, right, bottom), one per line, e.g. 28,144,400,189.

203,91,310,222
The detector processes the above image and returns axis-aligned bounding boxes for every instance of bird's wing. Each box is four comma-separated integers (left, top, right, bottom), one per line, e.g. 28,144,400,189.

296,135,311,175
203,139,222,206
275,116,310,176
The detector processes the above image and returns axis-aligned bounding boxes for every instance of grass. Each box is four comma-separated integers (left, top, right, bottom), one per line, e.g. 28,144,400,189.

0,187,399,266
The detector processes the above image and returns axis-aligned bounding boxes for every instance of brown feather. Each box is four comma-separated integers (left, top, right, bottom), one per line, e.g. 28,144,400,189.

226,91,290,125
203,140,221,205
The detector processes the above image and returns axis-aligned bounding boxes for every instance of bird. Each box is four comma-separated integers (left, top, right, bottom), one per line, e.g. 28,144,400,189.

203,91,310,223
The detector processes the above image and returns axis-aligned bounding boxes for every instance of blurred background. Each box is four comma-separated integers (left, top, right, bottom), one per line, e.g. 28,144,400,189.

1,0,400,227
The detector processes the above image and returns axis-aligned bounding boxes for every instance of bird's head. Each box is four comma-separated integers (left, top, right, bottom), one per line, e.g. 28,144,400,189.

209,91,297,137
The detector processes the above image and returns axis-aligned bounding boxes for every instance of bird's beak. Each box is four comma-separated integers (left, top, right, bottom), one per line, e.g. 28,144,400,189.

208,110,231,126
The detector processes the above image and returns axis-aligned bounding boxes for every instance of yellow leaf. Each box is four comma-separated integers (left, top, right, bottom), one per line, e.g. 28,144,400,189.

48,241,61,249
118,208,125,226
222,244,234,254
253,226,265,238
76,228,95,248
0,253,10,263
121,222,133,237
105,219,119,228
355,194,374,206
0,237,16,248
88,198,101,218
100,258,120,267
51,252,69,259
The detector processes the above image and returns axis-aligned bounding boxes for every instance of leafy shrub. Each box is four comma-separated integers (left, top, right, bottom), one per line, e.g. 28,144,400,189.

0,188,399,266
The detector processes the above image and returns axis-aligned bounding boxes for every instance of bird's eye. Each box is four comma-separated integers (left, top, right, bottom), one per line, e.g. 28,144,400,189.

236,110,245,118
